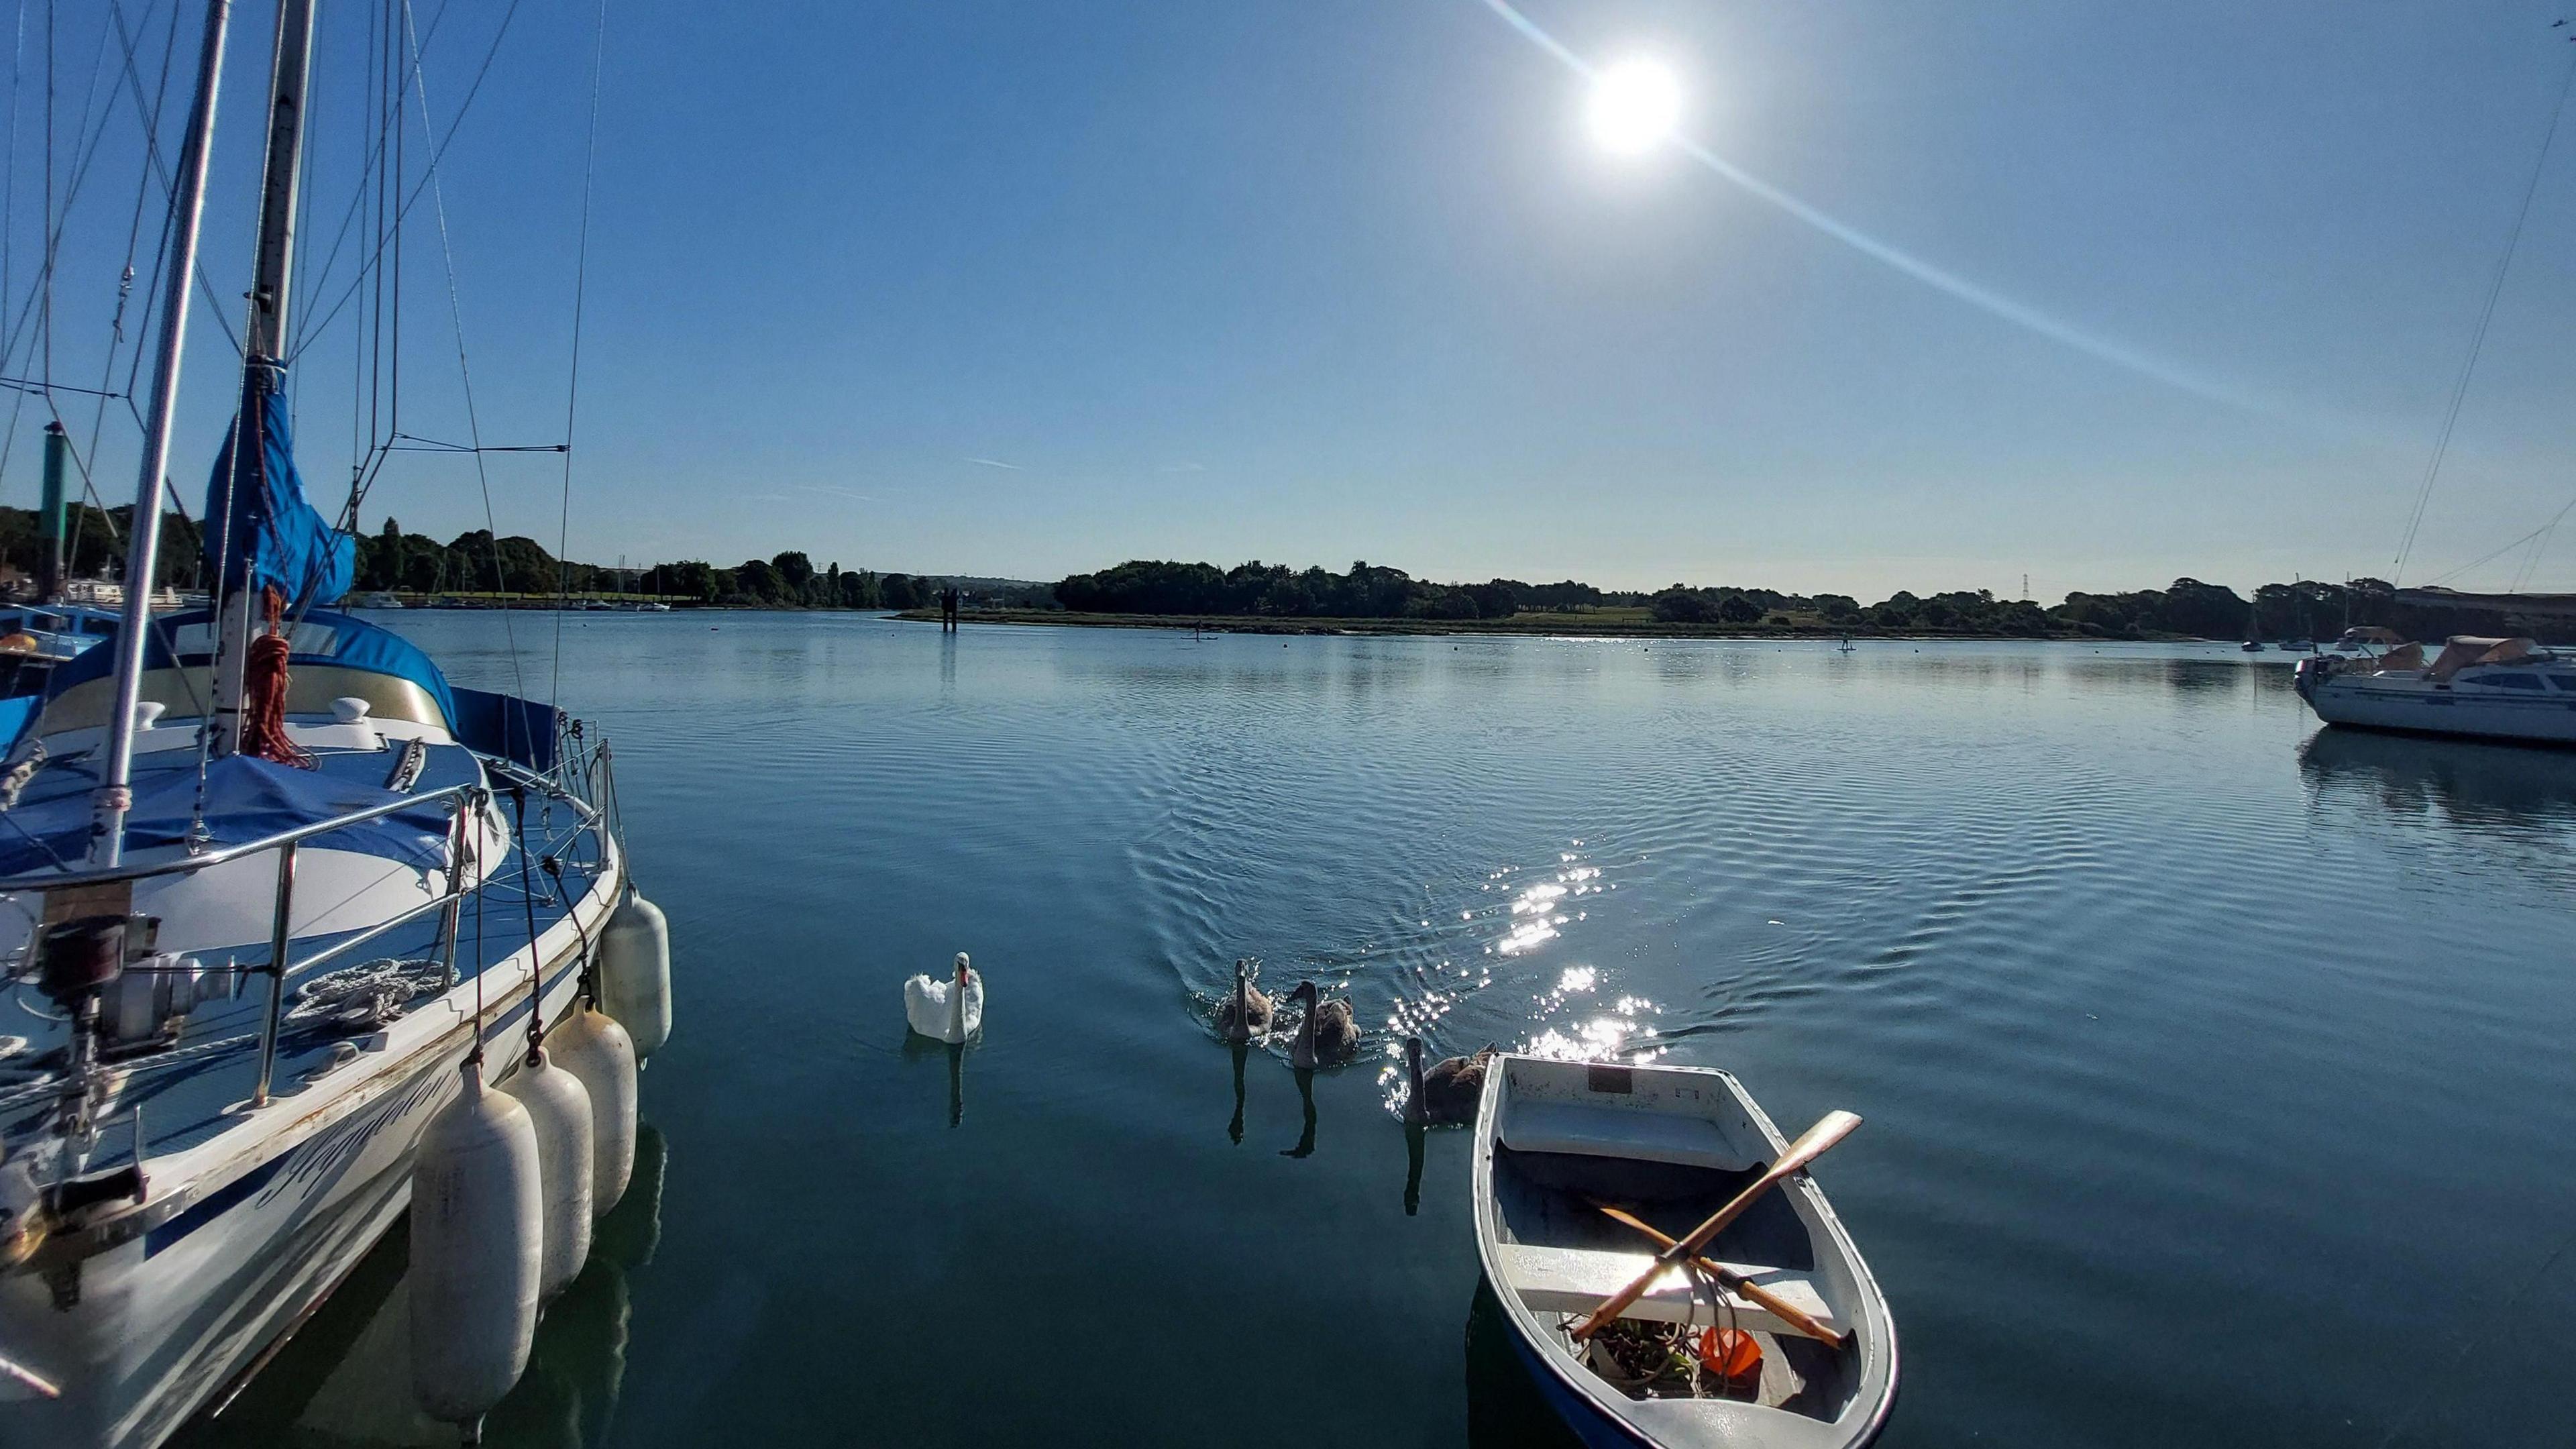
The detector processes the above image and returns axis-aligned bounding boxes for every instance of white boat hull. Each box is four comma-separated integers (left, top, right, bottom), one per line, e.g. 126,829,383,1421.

2300,675,2576,745
0,864,614,1449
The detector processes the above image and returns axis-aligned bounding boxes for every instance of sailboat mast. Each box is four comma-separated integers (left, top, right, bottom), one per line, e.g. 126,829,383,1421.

210,0,319,759
244,0,317,366
87,0,236,867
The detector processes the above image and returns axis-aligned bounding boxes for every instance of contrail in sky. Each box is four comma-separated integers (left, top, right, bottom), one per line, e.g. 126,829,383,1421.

965,457,1024,470
1474,0,2254,413
796,484,883,502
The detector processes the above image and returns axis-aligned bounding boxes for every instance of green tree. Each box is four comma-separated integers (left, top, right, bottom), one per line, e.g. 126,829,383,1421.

735,558,783,601
773,551,814,603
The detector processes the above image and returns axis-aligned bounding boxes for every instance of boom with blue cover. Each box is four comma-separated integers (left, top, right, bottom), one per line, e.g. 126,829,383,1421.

203,368,353,606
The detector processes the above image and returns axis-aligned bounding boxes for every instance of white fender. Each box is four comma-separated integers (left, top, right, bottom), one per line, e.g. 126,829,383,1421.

409,1059,542,1425
547,1005,639,1214
500,1046,594,1299
598,892,672,1059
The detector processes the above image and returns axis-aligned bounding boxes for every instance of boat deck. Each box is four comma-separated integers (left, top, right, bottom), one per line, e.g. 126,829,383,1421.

0,724,607,1176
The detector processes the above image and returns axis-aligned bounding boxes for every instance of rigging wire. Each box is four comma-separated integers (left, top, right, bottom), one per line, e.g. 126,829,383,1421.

2507,498,2563,592
402,0,526,700
0,0,189,496
288,0,320,433
289,0,521,370
551,0,608,709
5,0,20,328
64,0,184,590
2420,492,2576,590
2390,46,2576,587
42,0,51,397
101,0,237,362
345,0,411,542
290,0,458,369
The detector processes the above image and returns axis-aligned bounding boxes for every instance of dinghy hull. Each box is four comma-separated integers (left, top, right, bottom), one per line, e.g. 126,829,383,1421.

1470,1057,1896,1449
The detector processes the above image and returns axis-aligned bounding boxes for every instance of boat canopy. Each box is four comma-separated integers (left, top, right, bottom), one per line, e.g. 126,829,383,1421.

2428,636,2540,682
203,369,353,607
0,752,452,878
45,607,458,726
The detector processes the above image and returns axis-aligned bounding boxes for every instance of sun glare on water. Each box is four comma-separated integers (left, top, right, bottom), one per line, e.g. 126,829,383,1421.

1586,58,1682,156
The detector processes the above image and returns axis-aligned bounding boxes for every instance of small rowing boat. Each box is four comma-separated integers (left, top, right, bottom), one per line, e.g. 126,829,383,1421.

1470,1055,1896,1448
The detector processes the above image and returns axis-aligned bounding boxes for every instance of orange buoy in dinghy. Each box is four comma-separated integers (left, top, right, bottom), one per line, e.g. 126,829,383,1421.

1696,1326,1763,1394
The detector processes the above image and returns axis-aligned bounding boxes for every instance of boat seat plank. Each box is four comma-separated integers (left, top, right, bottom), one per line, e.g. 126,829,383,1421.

1501,1100,1755,1169
1497,1243,1842,1341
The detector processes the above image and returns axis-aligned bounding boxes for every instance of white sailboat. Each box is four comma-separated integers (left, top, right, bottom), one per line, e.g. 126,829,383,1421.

0,5,666,1445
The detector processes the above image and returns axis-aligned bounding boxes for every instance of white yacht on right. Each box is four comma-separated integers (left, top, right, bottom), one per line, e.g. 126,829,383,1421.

2295,631,2576,745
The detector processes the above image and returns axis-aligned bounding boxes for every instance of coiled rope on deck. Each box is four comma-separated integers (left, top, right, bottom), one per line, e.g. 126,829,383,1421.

241,586,313,769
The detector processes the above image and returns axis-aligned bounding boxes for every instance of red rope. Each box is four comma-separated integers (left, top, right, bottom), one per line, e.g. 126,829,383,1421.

241,586,313,769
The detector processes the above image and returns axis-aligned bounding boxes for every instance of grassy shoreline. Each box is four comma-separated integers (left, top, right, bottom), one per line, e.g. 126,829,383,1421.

896,606,2210,643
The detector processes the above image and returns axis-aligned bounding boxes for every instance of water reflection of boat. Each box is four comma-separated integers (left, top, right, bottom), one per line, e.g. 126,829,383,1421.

1471,1057,1894,1449
1467,1279,1588,1449
2298,726,2576,823
170,1124,666,1449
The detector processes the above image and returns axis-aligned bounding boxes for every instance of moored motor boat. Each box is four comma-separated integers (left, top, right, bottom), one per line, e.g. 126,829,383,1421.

1471,1055,1896,1449
2296,633,2576,746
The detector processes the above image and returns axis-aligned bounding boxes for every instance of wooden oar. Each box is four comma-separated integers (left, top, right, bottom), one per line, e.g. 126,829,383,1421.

0,1347,59,1399
1590,1201,1846,1349
1569,1110,1862,1342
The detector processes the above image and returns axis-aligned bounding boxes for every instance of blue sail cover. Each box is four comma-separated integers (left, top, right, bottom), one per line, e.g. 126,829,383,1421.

0,753,453,878
44,608,458,729
203,371,354,606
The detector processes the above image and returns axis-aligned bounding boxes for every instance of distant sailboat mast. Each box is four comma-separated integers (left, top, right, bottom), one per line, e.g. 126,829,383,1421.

87,0,235,867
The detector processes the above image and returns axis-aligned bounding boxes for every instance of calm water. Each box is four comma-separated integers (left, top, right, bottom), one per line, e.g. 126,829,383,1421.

176,614,2576,1448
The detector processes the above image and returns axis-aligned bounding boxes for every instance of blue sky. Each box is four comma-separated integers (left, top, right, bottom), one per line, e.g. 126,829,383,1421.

13,0,2576,599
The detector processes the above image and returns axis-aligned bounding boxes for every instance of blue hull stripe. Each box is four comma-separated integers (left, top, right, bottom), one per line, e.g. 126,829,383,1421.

145,1157,284,1258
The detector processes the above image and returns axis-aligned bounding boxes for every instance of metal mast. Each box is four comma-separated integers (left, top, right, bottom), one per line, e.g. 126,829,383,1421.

87,0,237,867
209,0,319,759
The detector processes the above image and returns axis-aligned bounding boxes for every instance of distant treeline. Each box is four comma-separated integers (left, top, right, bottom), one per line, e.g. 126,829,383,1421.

1054,559,1638,621
346,520,1053,608
0,504,202,586
1048,559,2535,641
7,509,2553,641
0,508,1017,609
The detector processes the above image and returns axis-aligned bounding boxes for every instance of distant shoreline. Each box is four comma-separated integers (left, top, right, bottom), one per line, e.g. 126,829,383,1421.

894,606,2219,643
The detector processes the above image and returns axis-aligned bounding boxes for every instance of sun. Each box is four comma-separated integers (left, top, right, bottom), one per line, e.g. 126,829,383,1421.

1587,58,1683,156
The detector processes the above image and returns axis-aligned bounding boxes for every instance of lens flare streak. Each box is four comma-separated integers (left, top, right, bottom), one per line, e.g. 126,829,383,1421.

1469,0,2257,415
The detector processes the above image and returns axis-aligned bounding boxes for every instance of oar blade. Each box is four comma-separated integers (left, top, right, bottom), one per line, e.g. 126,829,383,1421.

1777,1110,1863,1175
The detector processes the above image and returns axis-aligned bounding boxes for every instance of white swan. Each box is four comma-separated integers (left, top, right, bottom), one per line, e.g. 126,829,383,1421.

905,952,982,1042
